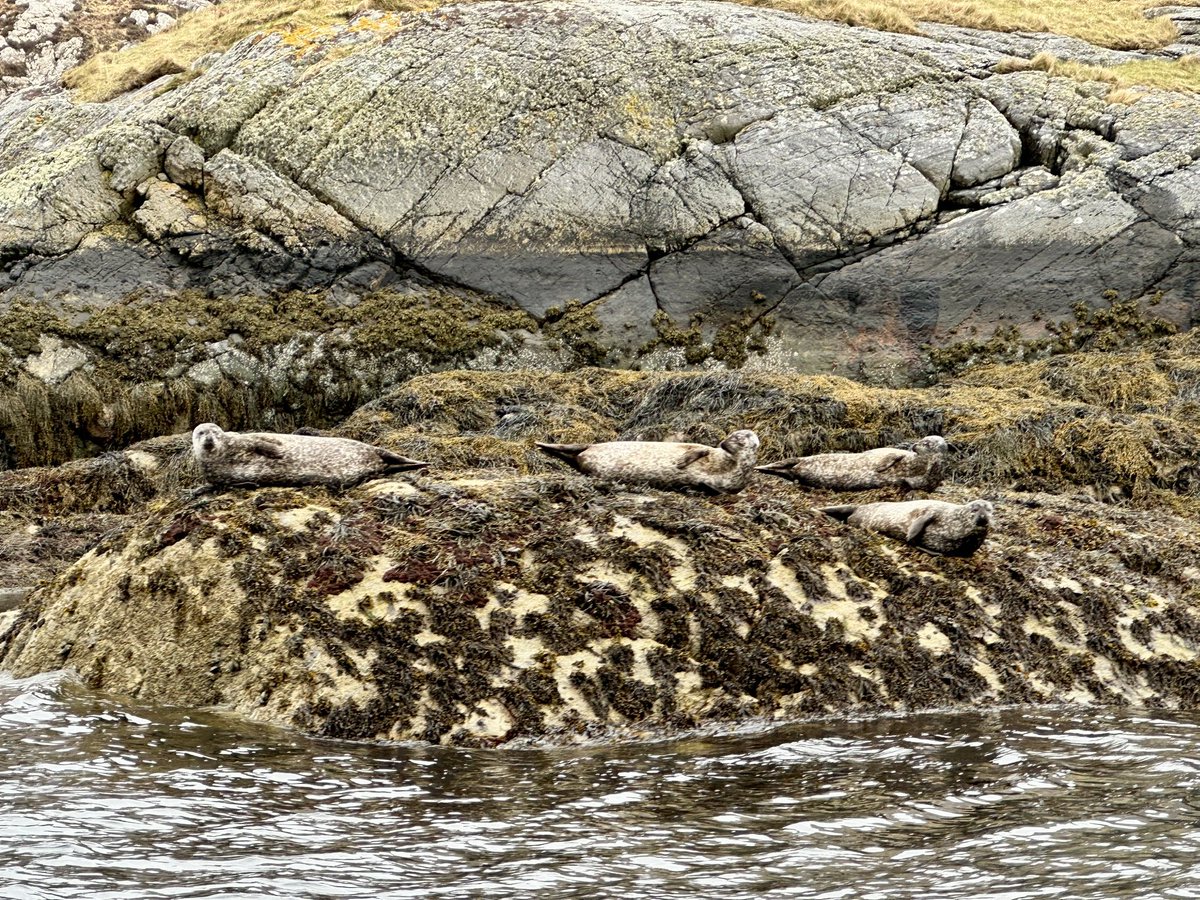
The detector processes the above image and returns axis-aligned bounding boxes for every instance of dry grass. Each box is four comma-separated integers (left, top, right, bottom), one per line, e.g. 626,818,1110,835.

64,0,444,102
996,51,1200,95
739,0,1198,50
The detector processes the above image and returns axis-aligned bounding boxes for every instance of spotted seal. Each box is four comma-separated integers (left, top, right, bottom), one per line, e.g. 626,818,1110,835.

192,423,428,489
818,498,993,556
757,436,947,492
535,429,760,494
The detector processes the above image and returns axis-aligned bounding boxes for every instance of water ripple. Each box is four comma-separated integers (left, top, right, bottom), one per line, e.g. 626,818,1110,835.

5,672,1200,898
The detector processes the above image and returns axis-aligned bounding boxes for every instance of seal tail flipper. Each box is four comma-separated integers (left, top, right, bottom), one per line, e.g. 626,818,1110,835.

816,504,858,521
755,460,800,481
906,510,938,543
379,448,430,473
535,442,591,472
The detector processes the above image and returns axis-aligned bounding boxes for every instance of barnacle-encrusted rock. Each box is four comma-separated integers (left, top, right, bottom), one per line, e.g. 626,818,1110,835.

6,363,1200,746
4,469,1200,747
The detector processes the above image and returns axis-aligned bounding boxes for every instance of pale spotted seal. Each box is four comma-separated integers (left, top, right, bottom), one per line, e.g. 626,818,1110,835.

818,498,993,556
535,429,760,494
757,436,947,492
192,423,428,489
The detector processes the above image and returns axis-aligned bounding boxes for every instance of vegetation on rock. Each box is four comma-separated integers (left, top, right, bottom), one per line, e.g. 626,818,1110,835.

0,287,534,469
996,51,1200,97
61,0,1200,103
6,354,1200,744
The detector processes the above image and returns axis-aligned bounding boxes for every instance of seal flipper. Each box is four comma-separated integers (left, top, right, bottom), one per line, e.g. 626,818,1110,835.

817,504,858,522
755,460,799,481
874,452,905,473
248,437,285,459
906,510,938,543
676,448,710,470
378,448,430,473
535,442,591,472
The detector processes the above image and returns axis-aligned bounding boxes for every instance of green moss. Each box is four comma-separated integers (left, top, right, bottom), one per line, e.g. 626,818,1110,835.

641,310,775,368
928,291,1178,377
542,300,611,368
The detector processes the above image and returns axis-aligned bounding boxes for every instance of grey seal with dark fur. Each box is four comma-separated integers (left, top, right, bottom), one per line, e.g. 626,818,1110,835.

818,498,993,556
535,429,760,494
757,436,947,492
192,423,428,488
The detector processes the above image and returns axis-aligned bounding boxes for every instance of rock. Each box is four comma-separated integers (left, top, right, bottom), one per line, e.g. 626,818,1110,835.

0,588,31,612
164,134,206,189
648,221,799,330
24,335,90,385
588,278,662,355
6,364,1200,746
132,180,207,240
2,0,1200,388
203,149,387,265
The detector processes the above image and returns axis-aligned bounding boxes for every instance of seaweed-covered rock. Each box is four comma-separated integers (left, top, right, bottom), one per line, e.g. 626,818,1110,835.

4,469,1200,746
6,362,1200,745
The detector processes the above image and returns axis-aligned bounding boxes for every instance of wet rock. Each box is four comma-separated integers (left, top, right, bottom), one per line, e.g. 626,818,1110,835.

23,335,90,385
4,361,1200,745
2,0,1200,382
0,588,30,612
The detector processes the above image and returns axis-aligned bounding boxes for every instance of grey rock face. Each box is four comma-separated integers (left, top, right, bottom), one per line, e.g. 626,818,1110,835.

2,0,1200,381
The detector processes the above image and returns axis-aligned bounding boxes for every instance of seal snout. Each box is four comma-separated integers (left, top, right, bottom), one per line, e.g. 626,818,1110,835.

914,435,948,454
969,499,995,526
722,429,761,455
192,422,225,457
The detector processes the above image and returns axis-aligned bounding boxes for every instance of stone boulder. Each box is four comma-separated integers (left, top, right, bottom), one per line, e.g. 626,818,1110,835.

1,0,1197,385
6,362,1200,745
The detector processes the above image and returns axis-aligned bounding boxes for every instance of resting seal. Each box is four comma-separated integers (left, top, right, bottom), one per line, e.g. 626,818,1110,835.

535,429,760,494
192,423,428,489
818,498,993,556
757,436,947,492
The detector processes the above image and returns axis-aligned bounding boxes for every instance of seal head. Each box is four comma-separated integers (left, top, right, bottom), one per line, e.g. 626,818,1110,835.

192,422,224,458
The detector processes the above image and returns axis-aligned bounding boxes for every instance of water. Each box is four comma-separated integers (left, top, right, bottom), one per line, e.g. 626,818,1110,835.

4,672,1200,900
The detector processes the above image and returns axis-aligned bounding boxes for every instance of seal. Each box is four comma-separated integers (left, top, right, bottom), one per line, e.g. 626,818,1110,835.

817,498,993,556
192,423,428,489
535,429,760,494
756,436,947,492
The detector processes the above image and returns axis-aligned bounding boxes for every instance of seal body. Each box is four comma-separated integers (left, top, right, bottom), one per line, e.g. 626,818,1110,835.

535,429,760,494
192,423,428,489
757,436,947,491
818,498,993,556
